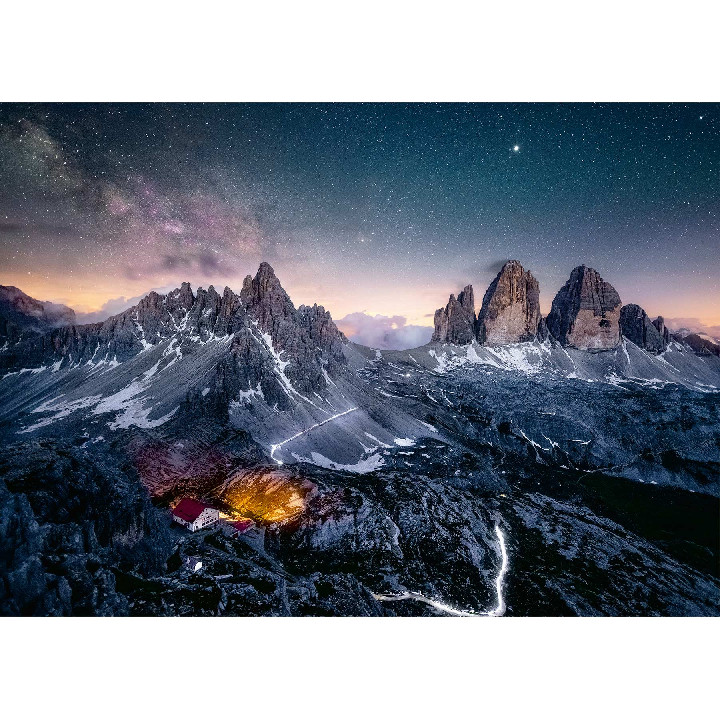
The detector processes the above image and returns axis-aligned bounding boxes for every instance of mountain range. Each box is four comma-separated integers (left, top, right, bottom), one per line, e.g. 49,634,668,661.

1,261,718,617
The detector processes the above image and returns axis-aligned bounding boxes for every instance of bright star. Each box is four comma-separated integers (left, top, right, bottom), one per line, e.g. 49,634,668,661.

513,145,520,152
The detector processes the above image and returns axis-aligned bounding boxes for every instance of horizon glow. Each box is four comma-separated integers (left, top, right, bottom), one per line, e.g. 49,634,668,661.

1,103,718,344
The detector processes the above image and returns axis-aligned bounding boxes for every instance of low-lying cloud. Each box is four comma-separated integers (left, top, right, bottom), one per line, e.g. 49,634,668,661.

664,317,720,342
337,312,432,350
74,286,179,324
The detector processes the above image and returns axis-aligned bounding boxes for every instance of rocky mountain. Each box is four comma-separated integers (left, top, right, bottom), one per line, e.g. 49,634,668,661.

620,304,667,353
546,266,622,350
652,316,670,345
680,333,720,357
0,263,347,410
0,285,76,344
432,285,476,344
1,261,719,617
240,262,347,389
476,260,542,345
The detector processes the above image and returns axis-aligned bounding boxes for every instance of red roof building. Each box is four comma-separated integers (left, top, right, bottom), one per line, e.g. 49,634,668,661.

231,519,254,533
223,518,255,537
172,498,220,532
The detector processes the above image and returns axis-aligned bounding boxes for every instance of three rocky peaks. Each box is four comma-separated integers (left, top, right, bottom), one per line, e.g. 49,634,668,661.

433,261,670,352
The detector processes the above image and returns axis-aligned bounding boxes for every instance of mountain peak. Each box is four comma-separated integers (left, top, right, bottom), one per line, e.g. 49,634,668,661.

458,285,474,313
619,303,667,353
257,261,276,276
240,262,295,336
166,282,195,311
477,260,541,345
432,285,476,344
547,266,621,349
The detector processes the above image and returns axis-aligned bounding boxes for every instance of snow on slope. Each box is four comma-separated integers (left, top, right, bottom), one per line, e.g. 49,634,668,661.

416,339,720,392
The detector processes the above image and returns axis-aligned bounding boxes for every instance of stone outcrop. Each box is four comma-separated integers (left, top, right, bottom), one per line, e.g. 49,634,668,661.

240,262,297,343
546,266,622,350
240,262,347,388
0,439,175,616
620,304,667,353
652,316,670,345
432,285,476,344
476,260,541,345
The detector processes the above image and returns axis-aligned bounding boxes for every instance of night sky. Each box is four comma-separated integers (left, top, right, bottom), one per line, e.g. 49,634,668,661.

1,103,718,347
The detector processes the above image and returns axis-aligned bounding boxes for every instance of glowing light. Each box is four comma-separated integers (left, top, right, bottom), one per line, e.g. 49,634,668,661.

373,524,509,617
223,470,310,523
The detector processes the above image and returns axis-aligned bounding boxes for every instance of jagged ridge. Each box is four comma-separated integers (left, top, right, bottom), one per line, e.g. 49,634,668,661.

0,263,348,411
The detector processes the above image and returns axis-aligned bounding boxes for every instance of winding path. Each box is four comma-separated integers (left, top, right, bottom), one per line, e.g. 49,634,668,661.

374,524,509,617
269,407,359,465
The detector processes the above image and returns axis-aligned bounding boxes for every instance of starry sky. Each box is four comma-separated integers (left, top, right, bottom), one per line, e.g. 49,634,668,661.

1,103,718,347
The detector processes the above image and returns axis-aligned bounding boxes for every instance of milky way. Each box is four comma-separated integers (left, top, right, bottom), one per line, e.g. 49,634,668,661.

0,103,718,344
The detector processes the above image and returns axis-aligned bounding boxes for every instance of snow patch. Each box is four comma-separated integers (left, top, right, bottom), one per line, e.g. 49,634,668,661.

394,437,415,447
20,394,103,433
292,451,385,474
231,383,265,405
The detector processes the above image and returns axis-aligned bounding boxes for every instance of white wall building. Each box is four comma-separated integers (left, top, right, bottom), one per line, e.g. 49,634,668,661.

172,498,220,532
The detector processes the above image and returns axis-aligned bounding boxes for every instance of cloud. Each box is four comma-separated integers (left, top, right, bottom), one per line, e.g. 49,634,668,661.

124,250,227,281
482,258,512,275
74,295,144,324
74,285,180,324
664,317,720,342
337,312,432,350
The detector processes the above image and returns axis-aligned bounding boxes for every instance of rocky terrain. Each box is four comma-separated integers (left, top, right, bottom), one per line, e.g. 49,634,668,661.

652,315,671,346
681,332,720,357
1,262,718,616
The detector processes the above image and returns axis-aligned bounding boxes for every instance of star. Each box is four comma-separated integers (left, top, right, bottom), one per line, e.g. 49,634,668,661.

0,103,717,338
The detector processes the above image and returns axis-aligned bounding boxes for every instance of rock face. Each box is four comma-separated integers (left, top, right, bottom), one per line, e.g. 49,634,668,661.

620,304,667,353
652,316,670,345
0,439,174,616
240,262,297,341
476,260,541,345
546,266,621,350
0,285,76,344
240,262,347,393
432,285,476,344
